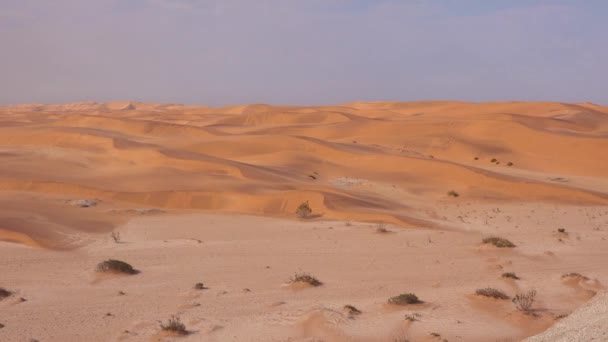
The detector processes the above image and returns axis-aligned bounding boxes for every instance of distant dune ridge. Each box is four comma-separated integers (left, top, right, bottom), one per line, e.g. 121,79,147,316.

0,101,607,341
1,100,607,247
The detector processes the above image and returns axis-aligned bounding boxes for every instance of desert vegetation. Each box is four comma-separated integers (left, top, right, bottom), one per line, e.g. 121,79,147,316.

343,304,362,316
295,201,312,218
96,259,138,275
447,190,459,197
193,282,206,290
501,272,520,280
513,289,537,313
111,231,121,243
289,273,322,286
388,293,423,305
404,313,421,322
160,316,188,335
561,272,589,280
375,223,390,233
0,287,13,300
482,236,516,248
475,288,509,299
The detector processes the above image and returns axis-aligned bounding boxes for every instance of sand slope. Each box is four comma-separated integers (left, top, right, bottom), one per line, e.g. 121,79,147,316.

1,101,607,247
0,101,607,341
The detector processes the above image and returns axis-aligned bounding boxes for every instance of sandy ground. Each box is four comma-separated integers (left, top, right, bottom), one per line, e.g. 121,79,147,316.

1,101,607,341
524,291,608,342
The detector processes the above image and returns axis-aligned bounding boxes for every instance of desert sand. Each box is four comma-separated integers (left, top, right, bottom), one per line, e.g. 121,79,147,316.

0,101,607,341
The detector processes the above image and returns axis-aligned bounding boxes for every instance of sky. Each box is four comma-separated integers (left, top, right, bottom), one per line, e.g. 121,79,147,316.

1,0,607,106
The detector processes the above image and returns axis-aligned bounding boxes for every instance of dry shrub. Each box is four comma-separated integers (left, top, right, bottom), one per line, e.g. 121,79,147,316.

0,287,13,300
475,288,509,300
96,259,138,274
343,304,361,315
501,272,520,280
513,289,537,312
289,273,322,286
482,236,516,248
160,316,187,335
388,293,422,305
296,201,312,218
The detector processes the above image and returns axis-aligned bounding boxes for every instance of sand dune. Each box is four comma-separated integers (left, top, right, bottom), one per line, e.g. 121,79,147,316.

0,101,607,341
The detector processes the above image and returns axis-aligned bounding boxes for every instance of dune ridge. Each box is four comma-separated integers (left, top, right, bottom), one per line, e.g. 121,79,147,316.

1,101,607,247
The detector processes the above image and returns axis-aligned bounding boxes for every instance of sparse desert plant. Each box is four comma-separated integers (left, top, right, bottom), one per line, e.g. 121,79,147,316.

376,223,389,233
308,174,317,180
557,228,566,233
501,272,520,280
193,282,206,290
507,162,514,166
561,272,589,280
296,201,312,218
388,293,423,305
111,231,121,243
393,333,411,342
289,273,322,286
160,315,187,335
475,288,509,300
0,287,13,300
447,190,459,197
343,304,361,315
96,259,138,274
474,157,479,160
482,236,516,248
491,158,498,163
0,323,4,329
404,312,421,322
512,289,536,312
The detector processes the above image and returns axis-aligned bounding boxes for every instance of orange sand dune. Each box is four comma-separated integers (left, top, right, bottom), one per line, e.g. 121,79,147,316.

1,101,607,246
0,101,607,341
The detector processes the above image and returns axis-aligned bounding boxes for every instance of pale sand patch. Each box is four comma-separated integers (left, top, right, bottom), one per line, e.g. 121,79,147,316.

0,203,606,341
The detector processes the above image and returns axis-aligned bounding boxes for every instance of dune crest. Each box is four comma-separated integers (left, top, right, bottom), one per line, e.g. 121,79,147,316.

1,101,607,246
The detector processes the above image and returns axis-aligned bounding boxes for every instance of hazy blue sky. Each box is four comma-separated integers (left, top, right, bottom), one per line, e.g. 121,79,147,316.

1,0,606,105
